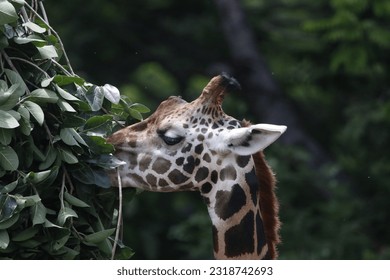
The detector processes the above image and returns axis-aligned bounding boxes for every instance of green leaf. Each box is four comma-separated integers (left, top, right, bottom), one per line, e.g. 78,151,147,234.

130,103,150,113
25,170,52,184
28,88,58,103
14,35,46,45
0,33,8,49
6,109,20,121
0,195,17,219
84,228,115,244
62,113,85,128
23,101,44,125
59,147,78,164
101,84,120,104
37,45,58,59
16,195,41,208
0,230,9,249
0,0,18,25
72,165,111,188
4,69,27,97
60,128,78,146
0,128,12,145
52,232,70,251
17,106,29,120
0,145,19,171
44,219,63,229
57,99,76,112
41,77,53,87
23,21,46,33
83,115,113,132
12,226,40,242
31,201,46,226
38,146,57,170
57,207,78,226
129,108,143,121
0,110,19,128
0,213,19,229
86,86,105,111
55,84,80,101
83,136,114,154
0,179,18,194
53,75,85,86
10,0,25,6
60,128,87,147
64,192,90,208
114,245,135,260
18,114,32,136
0,84,19,110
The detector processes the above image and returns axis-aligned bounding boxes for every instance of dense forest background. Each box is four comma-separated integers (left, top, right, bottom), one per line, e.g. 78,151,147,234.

45,0,390,259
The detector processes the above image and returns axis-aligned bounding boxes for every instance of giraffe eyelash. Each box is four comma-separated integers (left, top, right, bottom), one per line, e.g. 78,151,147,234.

157,129,184,146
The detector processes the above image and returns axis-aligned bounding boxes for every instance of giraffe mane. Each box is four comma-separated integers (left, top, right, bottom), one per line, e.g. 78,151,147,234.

242,120,281,259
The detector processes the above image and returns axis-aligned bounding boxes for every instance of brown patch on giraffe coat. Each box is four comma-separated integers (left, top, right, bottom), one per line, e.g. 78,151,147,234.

210,170,218,184
195,167,209,182
158,178,168,187
202,153,211,163
152,157,172,174
201,182,212,194
183,156,196,173
168,169,189,185
130,173,148,186
212,225,219,254
256,210,267,256
219,165,237,181
139,155,152,172
245,167,259,206
146,174,157,186
215,184,246,220
237,155,251,168
224,211,255,257
131,120,148,132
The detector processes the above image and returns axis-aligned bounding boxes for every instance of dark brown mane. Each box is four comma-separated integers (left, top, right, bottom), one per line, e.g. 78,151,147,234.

242,120,281,259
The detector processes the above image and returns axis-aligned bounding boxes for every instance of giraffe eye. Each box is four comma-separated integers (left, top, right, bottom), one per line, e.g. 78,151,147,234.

157,130,184,145
161,135,183,145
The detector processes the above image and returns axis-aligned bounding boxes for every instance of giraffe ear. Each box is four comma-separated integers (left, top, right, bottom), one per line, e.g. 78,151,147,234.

216,124,287,156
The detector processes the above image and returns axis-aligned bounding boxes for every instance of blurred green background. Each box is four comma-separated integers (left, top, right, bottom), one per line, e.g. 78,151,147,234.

45,0,390,259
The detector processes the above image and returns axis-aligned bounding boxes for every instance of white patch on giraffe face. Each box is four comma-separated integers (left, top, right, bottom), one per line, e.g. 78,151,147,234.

209,124,287,156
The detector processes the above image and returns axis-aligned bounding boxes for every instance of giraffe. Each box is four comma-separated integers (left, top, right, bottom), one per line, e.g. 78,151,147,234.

107,74,287,259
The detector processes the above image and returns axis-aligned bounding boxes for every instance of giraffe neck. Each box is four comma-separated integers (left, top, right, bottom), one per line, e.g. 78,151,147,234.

200,156,269,259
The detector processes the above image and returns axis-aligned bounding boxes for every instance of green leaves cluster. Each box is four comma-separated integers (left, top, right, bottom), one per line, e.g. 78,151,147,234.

0,0,148,259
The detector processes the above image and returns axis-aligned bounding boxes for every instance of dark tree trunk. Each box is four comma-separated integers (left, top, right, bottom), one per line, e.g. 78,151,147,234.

213,0,346,198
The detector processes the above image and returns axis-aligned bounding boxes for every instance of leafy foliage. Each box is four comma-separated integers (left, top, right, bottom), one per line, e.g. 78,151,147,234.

43,0,390,259
0,1,148,259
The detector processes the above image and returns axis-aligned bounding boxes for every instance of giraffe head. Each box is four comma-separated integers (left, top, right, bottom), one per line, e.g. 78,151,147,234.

107,74,286,259
108,74,286,192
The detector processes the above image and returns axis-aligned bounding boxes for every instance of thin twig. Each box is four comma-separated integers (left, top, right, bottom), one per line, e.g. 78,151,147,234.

60,172,66,209
43,122,54,144
20,7,30,33
63,166,75,194
111,168,123,260
38,0,51,35
9,56,50,78
0,50,31,94
51,59,72,76
24,1,75,75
